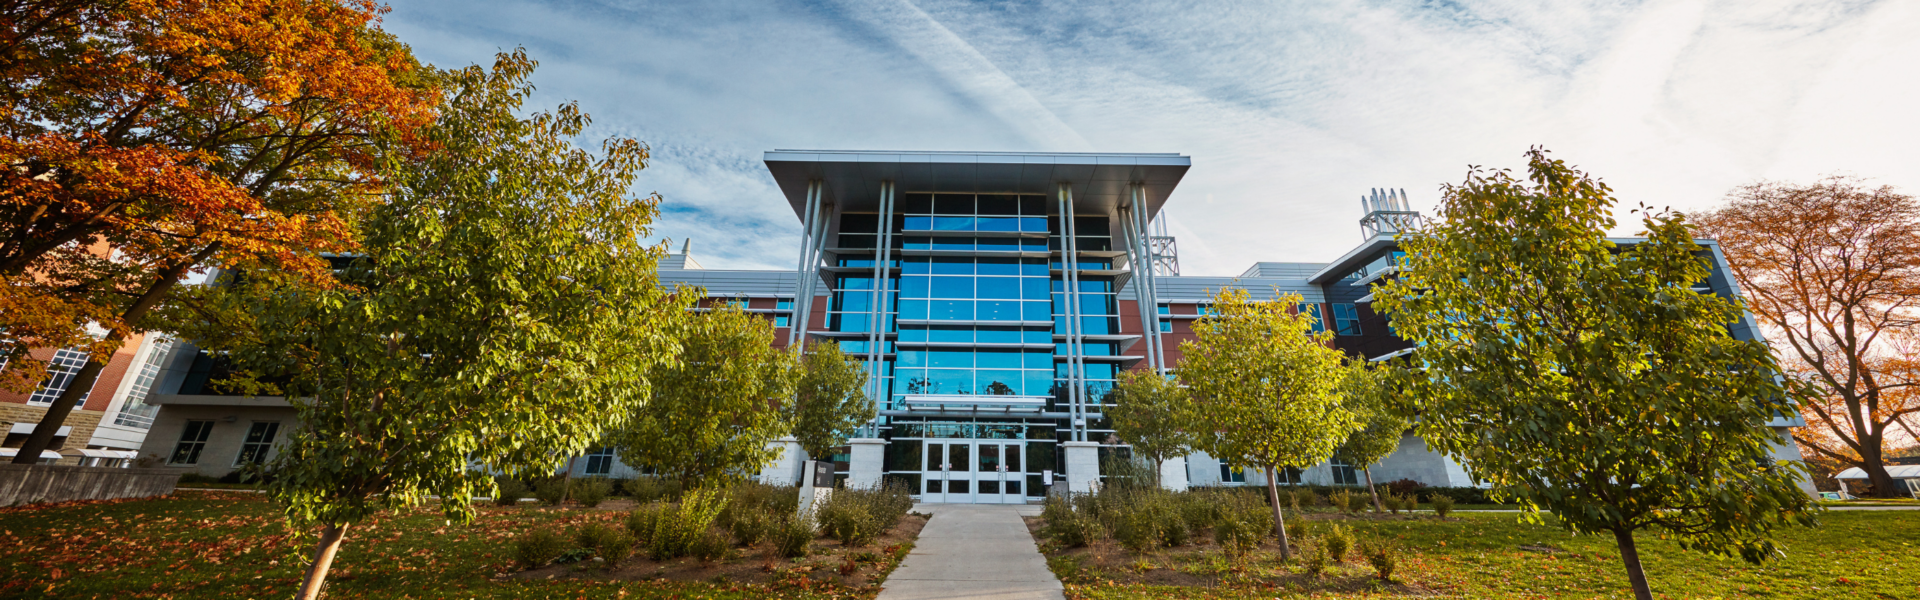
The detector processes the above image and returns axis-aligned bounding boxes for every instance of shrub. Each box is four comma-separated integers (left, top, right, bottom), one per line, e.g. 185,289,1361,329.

1211,493,1273,557
773,513,813,558
494,477,529,507
1157,507,1189,547
1041,497,1101,548
1362,541,1397,580
626,502,662,544
573,477,613,508
1394,492,1418,514
1283,515,1308,547
729,510,771,546
1177,492,1218,534
514,529,567,568
1384,478,1427,497
622,477,681,503
1381,493,1402,514
1279,487,1302,511
1303,541,1329,577
1323,524,1354,563
575,523,632,564
1427,493,1456,517
692,527,731,562
1328,489,1354,513
533,478,567,506
644,488,727,560
1114,506,1160,554
817,483,912,547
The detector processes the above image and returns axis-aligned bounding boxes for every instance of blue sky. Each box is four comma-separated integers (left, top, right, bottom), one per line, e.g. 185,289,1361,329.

384,0,1920,275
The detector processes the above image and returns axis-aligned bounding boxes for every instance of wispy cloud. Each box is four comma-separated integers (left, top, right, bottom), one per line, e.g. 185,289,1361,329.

385,0,1919,274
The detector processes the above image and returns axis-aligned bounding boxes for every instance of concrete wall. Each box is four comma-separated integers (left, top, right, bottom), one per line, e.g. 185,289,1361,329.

0,464,179,506
139,405,300,479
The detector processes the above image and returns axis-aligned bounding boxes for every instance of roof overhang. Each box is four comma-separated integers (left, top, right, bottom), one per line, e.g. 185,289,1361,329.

763,150,1190,221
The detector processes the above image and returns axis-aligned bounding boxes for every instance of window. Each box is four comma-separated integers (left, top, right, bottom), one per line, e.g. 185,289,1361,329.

1277,466,1304,485
170,420,215,465
233,422,281,466
1159,320,1171,332
775,314,791,327
113,337,175,428
1330,460,1360,485
1296,304,1325,333
776,299,794,311
584,447,615,475
1331,303,1362,336
1219,461,1246,484
28,347,93,407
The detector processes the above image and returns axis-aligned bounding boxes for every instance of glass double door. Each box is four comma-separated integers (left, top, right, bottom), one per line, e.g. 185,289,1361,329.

921,440,1024,504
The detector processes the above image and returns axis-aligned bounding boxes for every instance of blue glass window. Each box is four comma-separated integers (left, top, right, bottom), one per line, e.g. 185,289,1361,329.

933,216,972,231
929,350,971,368
977,277,1020,299
1021,217,1047,232
1297,303,1324,333
979,301,1021,321
903,216,932,230
1023,301,1051,321
899,276,929,298
977,217,1019,232
898,300,928,320
977,327,1021,344
897,351,926,367
903,236,931,250
929,326,970,343
1332,303,1362,336
976,237,1018,251
932,237,972,251
932,300,971,320
976,350,1022,369
977,257,1018,275
902,257,931,274
931,257,971,275
931,276,971,298
977,371,1022,394
1023,349,1052,368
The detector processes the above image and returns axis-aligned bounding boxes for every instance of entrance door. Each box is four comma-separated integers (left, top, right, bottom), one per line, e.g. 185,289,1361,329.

920,440,1024,504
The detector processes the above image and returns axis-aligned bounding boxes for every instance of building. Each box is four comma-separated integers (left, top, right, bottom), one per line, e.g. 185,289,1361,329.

0,331,177,467
123,148,1815,496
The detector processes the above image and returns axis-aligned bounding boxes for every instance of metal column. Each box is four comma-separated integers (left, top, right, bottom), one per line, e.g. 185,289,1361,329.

790,180,829,348
1120,184,1165,373
862,181,896,437
1058,183,1087,443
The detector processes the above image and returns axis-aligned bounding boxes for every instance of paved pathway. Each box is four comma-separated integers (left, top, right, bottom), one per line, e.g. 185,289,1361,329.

879,504,1062,600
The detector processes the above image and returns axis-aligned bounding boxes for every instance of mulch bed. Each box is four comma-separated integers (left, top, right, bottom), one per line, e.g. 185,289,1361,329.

506,513,927,591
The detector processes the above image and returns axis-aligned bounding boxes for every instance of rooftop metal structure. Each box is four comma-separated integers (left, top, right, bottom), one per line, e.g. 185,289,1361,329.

763,150,1191,221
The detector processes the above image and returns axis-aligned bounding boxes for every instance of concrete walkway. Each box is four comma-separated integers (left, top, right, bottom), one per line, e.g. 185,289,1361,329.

879,504,1063,600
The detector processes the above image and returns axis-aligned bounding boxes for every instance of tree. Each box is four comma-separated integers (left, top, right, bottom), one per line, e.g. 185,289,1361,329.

611,302,798,489
1334,360,1409,513
1107,367,1198,485
1374,148,1818,600
787,341,875,459
3,0,437,463
1178,288,1359,560
196,50,676,600
1694,177,1920,498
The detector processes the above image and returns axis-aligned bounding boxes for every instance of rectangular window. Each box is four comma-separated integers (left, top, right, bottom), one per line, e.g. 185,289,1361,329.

1159,320,1171,332
1332,303,1363,336
1296,303,1325,333
775,314,791,327
776,299,793,311
1330,460,1360,485
1278,466,1304,485
28,347,93,407
233,422,281,466
1219,461,1246,484
170,420,215,465
584,447,615,475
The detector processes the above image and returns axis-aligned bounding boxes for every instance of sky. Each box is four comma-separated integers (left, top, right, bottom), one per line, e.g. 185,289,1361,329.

383,0,1920,275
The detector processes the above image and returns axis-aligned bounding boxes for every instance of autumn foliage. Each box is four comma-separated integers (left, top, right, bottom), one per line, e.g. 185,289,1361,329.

0,0,436,389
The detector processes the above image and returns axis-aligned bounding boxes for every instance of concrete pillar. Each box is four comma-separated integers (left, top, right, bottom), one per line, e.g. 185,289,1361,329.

1062,441,1100,494
847,438,886,490
758,437,807,486
1159,456,1189,492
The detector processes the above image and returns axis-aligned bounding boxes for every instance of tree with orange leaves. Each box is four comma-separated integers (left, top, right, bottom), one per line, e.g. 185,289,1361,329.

1,0,438,464
1696,176,1920,498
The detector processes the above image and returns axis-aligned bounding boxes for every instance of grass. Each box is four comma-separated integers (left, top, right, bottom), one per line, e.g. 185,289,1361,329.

0,490,901,599
1034,509,1920,599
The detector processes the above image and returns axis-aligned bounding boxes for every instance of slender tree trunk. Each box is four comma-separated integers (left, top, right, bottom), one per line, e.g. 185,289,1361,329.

1612,528,1654,600
1265,466,1291,561
561,456,578,505
1363,467,1385,513
297,523,351,600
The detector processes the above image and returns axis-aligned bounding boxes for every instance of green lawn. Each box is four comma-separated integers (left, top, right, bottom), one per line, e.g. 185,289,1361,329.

1044,510,1920,599
0,491,884,600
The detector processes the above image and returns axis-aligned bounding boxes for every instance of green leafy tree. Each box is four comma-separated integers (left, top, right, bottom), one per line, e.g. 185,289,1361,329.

612,302,799,488
1335,360,1409,513
1374,148,1818,600
1107,367,1198,485
1179,288,1360,560
196,51,681,600
788,341,875,459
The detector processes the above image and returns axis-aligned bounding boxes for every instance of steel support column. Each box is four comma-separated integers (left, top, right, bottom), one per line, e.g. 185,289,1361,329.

790,180,829,348
1058,183,1087,442
861,181,896,438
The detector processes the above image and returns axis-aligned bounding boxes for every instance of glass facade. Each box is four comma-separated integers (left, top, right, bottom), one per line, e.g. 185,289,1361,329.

823,191,1134,498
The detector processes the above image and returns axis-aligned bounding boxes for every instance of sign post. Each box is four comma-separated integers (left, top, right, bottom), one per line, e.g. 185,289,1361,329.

797,460,834,521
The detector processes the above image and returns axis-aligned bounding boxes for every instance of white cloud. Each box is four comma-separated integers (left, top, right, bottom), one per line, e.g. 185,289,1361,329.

384,0,1920,274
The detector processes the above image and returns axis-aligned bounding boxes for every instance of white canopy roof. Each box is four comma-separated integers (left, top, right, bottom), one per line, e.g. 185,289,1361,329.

0,448,63,460
1834,465,1920,479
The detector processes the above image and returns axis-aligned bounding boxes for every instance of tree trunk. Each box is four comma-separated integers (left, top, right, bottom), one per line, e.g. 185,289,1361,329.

297,523,351,600
561,456,578,505
1612,528,1654,600
1860,458,1904,499
1363,467,1385,513
10,245,214,464
1265,466,1291,561
9,357,104,464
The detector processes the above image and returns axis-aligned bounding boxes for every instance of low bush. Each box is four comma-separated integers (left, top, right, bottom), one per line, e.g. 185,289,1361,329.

773,512,813,558
575,523,632,564
1328,489,1355,513
692,527,731,562
622,477,682,503
1303,540,1329,577
1394,492,1418,514
729,510,771,546
626,502,661,545
1323,523,1354,563
514,529,567,568
1177,492,1218,534
573,477,613,508
1362,540,1398,580
1427,493,1456,517
493,477,529,506
533,478,567,506
1041,496,1101,548
646,488,727,560
1212,493,1273,558
817,482,913,547
1384,478,1427,497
